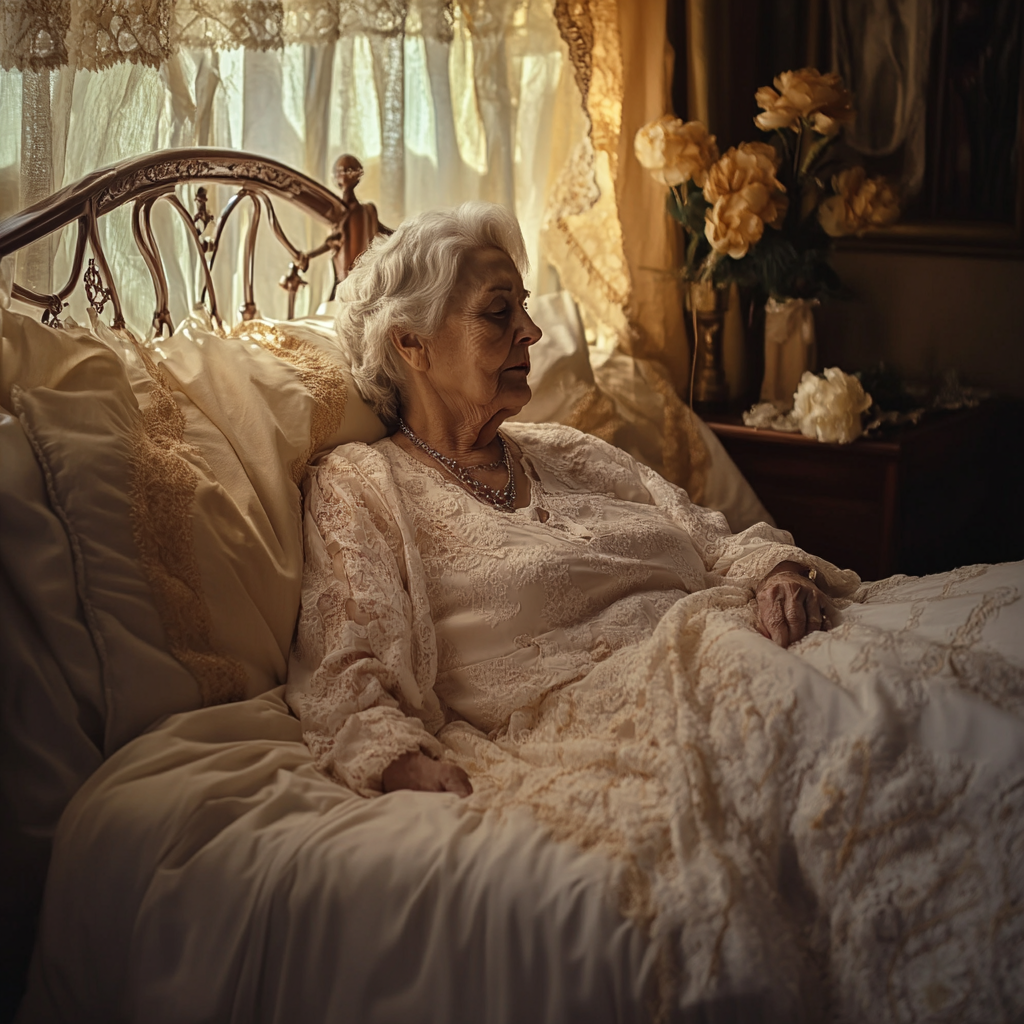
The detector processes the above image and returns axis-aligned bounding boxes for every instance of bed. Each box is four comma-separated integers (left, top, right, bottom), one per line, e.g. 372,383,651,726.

1,149,1022,1024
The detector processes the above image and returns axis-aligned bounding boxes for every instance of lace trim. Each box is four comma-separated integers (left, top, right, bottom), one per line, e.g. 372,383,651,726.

552,0,622,169
230,320,349,485
69,0,173,72
545,0,631,323
3,0,456,72
552,0,593,115
1,1,70,71
127,343,249,704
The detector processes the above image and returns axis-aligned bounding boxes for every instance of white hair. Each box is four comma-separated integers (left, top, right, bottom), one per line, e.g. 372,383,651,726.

335,201,530,428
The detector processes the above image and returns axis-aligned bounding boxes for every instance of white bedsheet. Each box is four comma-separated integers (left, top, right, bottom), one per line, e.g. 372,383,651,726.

16,689,650,1024
17,563,1024,1024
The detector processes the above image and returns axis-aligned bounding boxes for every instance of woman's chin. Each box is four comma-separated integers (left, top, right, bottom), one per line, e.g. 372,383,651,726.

502,380,532,411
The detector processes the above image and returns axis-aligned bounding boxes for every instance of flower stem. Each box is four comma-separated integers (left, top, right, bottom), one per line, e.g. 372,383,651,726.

801,133,833,175
775,128,792,164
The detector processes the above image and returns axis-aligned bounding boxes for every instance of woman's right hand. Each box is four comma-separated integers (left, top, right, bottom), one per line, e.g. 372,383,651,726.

382,750,473,797
755,561,830,648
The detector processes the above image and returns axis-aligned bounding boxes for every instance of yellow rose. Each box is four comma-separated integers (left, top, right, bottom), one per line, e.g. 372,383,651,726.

754,68,855,136
634,116,720,187
702,143,788,259
817,167,900,237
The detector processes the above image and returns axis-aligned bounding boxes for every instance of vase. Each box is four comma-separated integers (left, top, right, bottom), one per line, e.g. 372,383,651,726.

685,281,729,415
760,297,819,409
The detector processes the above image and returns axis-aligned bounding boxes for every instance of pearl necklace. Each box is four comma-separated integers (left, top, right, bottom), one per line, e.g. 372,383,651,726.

398,418,517,512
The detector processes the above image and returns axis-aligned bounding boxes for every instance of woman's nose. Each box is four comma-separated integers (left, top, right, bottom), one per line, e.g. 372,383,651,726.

519,310,542,346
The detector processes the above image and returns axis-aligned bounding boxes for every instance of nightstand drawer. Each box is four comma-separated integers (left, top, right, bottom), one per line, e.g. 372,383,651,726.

705,403,1021,580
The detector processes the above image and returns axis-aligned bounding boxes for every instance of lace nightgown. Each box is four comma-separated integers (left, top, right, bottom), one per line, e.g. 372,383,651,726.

287,421,1024,1021
287,422,856,796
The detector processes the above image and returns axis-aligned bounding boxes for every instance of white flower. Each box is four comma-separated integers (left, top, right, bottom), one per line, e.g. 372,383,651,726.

793,367,872,444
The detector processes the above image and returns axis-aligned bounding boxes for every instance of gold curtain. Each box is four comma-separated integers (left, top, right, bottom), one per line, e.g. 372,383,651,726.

546,0,688,387
544,0,710,499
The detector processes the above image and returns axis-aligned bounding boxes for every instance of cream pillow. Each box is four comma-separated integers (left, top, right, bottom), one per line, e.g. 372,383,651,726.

257,313,387,458
1,306,384,754
513,291,773,531
1,310,197,756
1,301,386,987
1,410,106,983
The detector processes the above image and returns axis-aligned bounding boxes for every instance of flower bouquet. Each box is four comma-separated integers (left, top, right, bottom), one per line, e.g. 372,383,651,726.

636,68,900,409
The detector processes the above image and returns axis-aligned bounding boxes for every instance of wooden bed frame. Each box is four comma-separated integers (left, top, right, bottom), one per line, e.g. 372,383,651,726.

0,148,387,334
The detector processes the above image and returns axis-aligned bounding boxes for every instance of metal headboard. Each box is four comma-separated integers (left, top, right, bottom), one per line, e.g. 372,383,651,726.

0,147,390,335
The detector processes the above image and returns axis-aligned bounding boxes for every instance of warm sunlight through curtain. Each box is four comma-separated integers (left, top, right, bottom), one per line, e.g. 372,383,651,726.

1,1,569,325
1,0,706,490
545,0,705,490
545,0,687,382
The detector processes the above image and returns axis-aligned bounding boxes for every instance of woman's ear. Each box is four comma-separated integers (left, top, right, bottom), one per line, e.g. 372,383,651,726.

392,330,430,373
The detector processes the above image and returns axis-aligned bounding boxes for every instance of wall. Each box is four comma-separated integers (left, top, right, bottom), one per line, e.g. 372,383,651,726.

817,250,1024,398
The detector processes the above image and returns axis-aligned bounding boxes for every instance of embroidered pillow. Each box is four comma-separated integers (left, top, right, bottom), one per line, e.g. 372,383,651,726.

0,302,386,994
1,307,383,753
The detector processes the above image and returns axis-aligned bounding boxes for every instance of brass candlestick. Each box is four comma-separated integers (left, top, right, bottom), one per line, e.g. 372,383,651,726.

686,281,729,414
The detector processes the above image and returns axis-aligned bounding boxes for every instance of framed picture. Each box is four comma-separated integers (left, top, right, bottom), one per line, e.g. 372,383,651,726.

832,0,1023,257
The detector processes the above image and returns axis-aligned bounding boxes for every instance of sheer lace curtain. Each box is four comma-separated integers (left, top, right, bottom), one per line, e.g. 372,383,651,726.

2,0,571,323
2,0,698,479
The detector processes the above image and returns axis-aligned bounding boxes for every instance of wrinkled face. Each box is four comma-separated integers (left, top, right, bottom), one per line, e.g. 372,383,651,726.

423,247,541,424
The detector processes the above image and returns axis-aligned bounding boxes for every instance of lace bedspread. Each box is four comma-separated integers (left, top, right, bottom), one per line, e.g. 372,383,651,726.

287,421,1024,1021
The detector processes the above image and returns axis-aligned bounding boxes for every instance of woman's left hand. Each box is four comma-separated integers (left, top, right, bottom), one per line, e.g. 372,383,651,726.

755,561,830,648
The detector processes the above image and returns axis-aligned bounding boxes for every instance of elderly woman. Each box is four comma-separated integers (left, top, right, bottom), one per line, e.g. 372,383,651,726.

287,201,852,800
286,202,1023,1019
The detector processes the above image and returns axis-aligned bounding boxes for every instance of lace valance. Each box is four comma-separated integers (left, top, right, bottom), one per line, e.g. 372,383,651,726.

0,0,454,72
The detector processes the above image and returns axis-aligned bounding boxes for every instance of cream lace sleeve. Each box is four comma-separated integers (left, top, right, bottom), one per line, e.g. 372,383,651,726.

286,447,444,797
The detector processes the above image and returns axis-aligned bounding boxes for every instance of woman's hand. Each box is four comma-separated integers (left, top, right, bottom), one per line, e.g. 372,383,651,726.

381,750,473,797
755,560,830,648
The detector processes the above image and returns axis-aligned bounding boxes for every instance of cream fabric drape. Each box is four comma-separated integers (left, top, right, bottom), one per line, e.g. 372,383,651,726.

543,0,687,385
543,0,704,491
830,0,933,197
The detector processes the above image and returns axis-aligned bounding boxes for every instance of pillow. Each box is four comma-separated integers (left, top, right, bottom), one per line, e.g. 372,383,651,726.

257,313,387,458
513,291,774,531
5,318,204,754
0,306,385,754
0,300,387,1009
0,411,105,1007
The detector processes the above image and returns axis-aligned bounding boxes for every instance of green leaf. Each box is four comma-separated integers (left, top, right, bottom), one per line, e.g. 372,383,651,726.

685,232,704,277
665,190,687,225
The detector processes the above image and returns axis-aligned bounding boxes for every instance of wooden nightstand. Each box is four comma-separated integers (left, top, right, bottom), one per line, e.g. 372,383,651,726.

704,402,1023,580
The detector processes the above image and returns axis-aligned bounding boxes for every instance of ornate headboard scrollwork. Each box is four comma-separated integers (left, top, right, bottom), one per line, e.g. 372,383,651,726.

0,149,391,335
